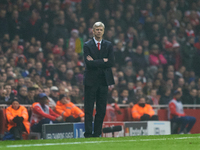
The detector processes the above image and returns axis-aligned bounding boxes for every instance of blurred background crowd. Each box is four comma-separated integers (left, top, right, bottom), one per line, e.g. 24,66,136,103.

0,0,200,108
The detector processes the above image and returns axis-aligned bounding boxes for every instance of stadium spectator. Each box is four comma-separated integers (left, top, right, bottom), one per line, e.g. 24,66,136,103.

182,88,198,104
149,44,167,68
49,86,59,102
70,86,83,104
159,88,172,105
131,97,158,121
119,89,129,104
55,94,84,122
4,84,14,104
182,37,196,70
17,86,28,104
30,93,63,134
6,97,30,140
168,90,196,134
26,87,36,104
108,89,119,104
132,45,148,72
43,86,56,109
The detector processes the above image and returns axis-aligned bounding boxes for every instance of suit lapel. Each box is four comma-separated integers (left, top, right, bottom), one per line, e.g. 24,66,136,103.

90,38,105,59
90,39,99,59
99,39,104,58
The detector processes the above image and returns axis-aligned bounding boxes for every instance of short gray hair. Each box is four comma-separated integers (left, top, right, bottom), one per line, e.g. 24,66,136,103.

93,22,105,29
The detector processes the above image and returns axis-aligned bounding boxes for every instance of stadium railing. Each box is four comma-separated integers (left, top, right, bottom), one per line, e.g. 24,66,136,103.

1,104,200,109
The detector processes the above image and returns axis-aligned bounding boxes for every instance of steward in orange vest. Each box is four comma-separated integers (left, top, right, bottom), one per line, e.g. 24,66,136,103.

131,97,158,121
6,97,30,140
55,94,84,122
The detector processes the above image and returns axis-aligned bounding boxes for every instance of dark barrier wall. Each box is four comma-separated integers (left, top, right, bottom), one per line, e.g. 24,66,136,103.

1,108,199,137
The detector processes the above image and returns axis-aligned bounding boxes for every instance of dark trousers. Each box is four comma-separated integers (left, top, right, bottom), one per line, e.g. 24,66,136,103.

84,85,108,137
31,118,59,134
171,116,196,133
10,122,26,140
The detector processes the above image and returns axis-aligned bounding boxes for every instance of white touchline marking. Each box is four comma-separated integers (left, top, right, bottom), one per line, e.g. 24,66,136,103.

2,136,200,148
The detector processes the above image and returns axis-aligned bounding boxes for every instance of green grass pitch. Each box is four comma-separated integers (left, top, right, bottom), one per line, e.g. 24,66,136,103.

1,134,200,150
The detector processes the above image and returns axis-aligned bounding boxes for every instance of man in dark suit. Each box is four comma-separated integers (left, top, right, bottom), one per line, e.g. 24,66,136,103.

83,22,115,138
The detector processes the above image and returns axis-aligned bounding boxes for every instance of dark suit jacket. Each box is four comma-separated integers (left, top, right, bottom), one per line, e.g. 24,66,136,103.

83,39,115,86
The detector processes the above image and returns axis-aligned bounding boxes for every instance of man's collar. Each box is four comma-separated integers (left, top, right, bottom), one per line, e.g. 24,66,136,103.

93,37,102,44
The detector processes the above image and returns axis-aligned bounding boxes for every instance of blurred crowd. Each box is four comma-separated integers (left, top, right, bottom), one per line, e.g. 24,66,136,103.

0,0,200,108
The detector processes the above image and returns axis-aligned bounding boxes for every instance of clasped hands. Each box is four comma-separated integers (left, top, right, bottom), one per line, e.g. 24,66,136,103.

87,55,108,62
13,115,24,123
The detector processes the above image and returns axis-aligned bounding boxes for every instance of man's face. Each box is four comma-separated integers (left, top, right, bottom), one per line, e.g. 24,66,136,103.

175,93,182,99
46,80,53,87
44,88,50,96
190,89,197,97
0,58,4,66
93,26,104,39
20,87,27,96
138,98,146,104
121,90,129,97
60,65,66,73
1,73,7,82
5,85,11,95
36,63,42,70
12,101,20,110
60,97,69,104
18,78,24,86
59,88,65,95
51,91,58,97
136,46,143,54
28,90,35,98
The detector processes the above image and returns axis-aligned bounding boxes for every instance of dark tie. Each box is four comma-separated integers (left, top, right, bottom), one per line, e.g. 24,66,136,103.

97,42,100,50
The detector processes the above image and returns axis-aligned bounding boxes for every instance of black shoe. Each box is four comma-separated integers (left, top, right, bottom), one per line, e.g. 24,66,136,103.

14,134,21,140
84,133,93,138
93,134,100,138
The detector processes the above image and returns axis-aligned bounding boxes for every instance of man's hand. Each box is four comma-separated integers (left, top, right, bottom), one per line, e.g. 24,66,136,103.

81,117,84,122
129,102,134,108
103,58,108,62
122,100,126,104
87,55,93,61
56,116,63,122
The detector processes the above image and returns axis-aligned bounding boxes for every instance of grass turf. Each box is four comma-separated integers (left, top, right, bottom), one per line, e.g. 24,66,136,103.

1,134,200,150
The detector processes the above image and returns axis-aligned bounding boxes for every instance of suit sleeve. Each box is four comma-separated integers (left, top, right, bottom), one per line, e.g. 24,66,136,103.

83,43,114,69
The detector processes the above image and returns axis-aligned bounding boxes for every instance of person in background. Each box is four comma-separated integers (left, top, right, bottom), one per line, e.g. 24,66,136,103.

168,90,196,134
6,97,30,140
119,89,129,104
30,93,63,134
49,86,59,102
4,84,15,104
182,88,198,104
17,86,28,104
159,88,172,105
132,97,158,121
43,86,56,110
55,94,84,122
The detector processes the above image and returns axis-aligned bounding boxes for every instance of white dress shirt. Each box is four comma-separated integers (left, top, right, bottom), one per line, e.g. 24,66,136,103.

93,37,102,50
